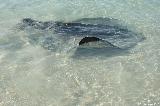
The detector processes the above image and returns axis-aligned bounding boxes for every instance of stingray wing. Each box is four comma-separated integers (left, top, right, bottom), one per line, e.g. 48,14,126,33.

73,17,124,28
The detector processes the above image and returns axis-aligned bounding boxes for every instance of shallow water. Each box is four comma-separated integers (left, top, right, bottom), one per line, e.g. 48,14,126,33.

0,0,160,106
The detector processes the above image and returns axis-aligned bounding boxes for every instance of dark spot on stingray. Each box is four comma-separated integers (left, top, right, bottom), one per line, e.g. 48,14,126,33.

79,37,100,45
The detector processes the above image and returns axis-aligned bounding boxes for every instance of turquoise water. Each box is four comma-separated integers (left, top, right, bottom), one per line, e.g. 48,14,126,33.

0,0,160,106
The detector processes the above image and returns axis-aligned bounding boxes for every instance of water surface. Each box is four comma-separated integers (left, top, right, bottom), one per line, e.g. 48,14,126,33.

0,0,160,106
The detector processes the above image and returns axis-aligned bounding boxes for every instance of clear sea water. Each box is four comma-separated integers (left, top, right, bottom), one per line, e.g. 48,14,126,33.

0,0,160,106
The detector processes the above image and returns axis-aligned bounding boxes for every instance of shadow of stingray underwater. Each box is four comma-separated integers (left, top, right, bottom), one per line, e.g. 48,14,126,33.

18,17,145,57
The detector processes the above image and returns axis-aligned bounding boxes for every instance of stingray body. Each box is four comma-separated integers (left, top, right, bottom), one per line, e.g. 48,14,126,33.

20,17,144,54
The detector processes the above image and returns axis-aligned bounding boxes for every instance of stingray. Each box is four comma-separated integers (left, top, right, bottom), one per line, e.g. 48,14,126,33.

18,17,145,56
